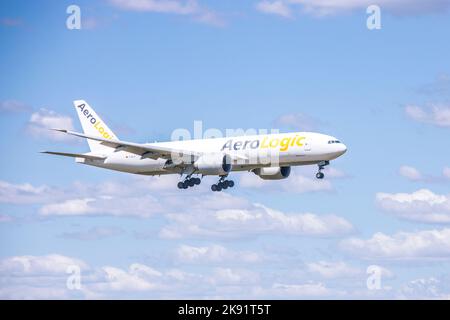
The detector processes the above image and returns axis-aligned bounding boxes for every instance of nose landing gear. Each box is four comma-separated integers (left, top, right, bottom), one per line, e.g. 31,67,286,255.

316,172,325,179
316,160,329,179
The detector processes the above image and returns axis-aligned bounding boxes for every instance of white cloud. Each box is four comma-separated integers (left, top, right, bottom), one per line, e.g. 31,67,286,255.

0,253,264,299
306,261,361,279
39,195,164,218
287,0,371,16
324,167,347,178
0,100,30,113
399,276,450,299
273,112,322,131
161,201,353,239
398,166,450,183
0,254,170,299
0,253,407,299
0,253,327,298
110,0,197,14
209,268,260,286
443,167,450,179
340,228,450,260
26,108,77,141
259,204,353,235
0,180,58,204
32,176,175,218
0,176,174,217
376,189,450,223
0,176,181,216
256,1,292,18
194,10,225,27
0,214,13,223
93,265,160,291
40,198,97,216
86,174,181,195
109,0,225,26
240,171,333,193
59,226,124,241
176,244,262,264
0,286,72,300
0,254,87,275
399,165,423,181
405,104,450,128
83,262,203,297
254,282,332,298
276,0,450,17
2,176,352,240
0,254,163,298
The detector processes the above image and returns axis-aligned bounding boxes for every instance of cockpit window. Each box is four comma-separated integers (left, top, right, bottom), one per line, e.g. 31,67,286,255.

328,140,341,144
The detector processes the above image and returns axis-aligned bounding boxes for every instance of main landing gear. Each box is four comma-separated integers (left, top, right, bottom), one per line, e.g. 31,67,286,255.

177,176,201,189
211,176,235,192
315,160,329,179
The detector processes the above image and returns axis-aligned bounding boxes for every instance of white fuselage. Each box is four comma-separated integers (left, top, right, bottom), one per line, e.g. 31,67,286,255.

77,132,347,176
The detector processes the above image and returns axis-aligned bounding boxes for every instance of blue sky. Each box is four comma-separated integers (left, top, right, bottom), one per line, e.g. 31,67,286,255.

1,0,450,299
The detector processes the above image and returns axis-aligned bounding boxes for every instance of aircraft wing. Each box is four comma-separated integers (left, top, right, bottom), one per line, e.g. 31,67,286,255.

51,129,200,161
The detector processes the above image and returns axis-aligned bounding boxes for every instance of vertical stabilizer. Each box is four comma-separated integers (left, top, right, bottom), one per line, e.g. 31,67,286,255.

73,100,117,154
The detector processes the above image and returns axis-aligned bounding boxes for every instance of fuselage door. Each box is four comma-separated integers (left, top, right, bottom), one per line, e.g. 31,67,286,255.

304,140,311,151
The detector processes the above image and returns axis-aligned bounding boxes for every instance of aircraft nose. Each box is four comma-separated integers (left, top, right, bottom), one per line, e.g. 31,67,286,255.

331,142,347,157
337,143,347,156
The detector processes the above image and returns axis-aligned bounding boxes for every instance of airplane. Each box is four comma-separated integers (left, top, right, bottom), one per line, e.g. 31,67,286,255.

42,100,347,191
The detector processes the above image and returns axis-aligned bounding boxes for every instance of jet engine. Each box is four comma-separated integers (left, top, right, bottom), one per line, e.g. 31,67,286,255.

194,153,232,176
253,166,291,180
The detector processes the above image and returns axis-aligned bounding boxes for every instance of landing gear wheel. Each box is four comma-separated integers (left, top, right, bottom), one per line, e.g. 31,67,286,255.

211,176,235,192
315,161,329,180
178,175,202,189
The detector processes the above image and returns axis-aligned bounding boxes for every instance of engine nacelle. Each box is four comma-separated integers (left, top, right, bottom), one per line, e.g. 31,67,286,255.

253,166,291,180
194,153,232,176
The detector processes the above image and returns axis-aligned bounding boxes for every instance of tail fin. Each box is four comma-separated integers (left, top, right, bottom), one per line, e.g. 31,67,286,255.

73,100,118,154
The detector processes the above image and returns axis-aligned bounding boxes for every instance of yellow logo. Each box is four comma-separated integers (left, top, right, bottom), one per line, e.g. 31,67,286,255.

221,135,305,152
260,135,305,152
93,121,113,139
77,103,113,139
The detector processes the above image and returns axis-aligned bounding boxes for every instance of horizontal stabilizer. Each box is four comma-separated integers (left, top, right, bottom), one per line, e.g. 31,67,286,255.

51,129,201,160
41,151,106,160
